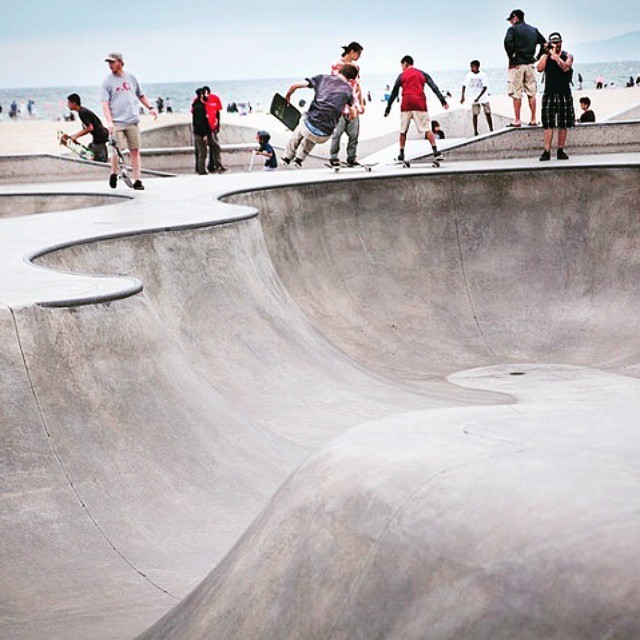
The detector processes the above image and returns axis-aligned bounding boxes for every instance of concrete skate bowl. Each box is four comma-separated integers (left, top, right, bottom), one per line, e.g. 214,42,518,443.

0,192,130,218
3,164,640,639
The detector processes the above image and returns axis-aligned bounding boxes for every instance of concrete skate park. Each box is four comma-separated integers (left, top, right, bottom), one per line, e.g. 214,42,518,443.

2,108,640,639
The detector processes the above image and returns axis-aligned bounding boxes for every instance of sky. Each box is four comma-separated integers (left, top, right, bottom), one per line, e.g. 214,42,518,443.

1,0,639,88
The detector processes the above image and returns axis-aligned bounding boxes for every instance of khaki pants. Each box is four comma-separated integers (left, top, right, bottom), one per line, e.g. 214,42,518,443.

285,119,330,161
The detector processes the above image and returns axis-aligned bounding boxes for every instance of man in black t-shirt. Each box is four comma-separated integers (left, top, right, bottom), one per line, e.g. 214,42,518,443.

66,93,109,162
536,32,574,161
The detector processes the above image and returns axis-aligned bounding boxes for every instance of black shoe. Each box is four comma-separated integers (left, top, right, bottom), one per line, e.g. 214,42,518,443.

397,150,405,162
132,180,145,190
217,166,228,173
539,150,551,162
293,158,303,168
109,173,117,188
281,156,291,166
433,148,442,158
197,171,208,175
557,149,569,160
346,157,358,167
329,159,340,167
207,165,216,173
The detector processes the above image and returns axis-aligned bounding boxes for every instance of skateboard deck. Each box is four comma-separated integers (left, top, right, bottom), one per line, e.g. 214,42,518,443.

324,161,377,173
395,155,444,169
109,137,134,188
58,131,94,160
270,93,301,131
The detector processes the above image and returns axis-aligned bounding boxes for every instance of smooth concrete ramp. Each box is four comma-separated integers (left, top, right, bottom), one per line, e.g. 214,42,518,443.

412,120,640,163
1,161,640,638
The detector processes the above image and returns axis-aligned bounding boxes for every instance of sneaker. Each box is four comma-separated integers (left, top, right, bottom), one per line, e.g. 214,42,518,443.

109,173,117,189
132,180,145,190
346,157,358,167
293,158,303,168
329,159,340,167
539,150,551,162
557,149,570,160
433,149,442,158
397,149,405,162
217,166,228,173
281,157,291,166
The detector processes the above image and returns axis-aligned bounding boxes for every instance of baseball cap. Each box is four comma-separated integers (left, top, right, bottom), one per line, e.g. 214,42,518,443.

548,32,562,43
105,52,124,63
507,9,524,21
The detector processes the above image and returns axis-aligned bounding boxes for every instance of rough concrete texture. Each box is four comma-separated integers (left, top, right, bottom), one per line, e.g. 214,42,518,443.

0,192,130,218
1,161,640,639
414,120,640,162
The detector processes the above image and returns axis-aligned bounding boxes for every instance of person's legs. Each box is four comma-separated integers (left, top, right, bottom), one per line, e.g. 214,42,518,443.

296,126,329,161
195,136,208,173
345,116,360,163
508,66,524,125
207,134,225,171
543,128,554,151
524,65,539,124
329,116,347,161
284,124,304,161
471,103,480,135
129,149,141,181
483,103,494,131
399,112,412,158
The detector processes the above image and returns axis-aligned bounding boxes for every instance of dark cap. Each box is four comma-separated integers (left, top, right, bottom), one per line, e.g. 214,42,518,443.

548,32,562,43
507,9,524,21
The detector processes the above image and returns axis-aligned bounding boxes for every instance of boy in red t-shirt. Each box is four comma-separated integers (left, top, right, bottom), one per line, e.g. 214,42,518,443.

384,55,449,162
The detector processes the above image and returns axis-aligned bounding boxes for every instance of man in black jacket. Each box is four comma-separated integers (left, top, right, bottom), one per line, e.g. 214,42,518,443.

504,9,546,127
192,88,211,175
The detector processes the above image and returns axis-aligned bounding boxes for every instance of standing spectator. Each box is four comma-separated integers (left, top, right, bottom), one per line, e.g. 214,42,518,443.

328,41,365,168
65,93,110,162
595,76,605,89
202,86,227,172
504,9,546,127
192,88,211,175
155,96,164,114
101,52,157,190
577,72,583,90
165,97,173,113
384,55,449,163
537,32,574,161
460,59,494,136
577,96,596,123
9,100,18,119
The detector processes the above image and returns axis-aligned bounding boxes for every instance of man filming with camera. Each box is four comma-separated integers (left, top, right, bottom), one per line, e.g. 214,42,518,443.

536,32,574,161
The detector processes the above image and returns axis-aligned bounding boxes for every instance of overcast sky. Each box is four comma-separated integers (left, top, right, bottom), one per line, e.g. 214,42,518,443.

1,0,639,87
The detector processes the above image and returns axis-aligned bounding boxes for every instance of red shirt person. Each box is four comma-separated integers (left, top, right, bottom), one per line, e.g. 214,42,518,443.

384,55,449,162
202,86,227,172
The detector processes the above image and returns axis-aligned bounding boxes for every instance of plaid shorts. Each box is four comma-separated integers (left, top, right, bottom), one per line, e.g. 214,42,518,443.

541,93,575,130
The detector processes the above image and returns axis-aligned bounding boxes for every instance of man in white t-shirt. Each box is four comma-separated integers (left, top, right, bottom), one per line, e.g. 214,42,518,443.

460,60,494,136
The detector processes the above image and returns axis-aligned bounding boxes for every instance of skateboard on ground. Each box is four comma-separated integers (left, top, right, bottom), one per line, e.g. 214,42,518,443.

324,161,377,173
395,155,445,169
109,137,134,188
269,93,301,131
57,130,94,160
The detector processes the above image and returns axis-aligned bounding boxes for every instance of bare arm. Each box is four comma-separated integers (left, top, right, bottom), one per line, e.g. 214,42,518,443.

102,101,114,134
138,94,158,120
285,81,309,103
71,123,93,142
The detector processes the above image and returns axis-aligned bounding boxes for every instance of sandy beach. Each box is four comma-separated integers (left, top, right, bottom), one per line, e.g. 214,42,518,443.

1,87,639,156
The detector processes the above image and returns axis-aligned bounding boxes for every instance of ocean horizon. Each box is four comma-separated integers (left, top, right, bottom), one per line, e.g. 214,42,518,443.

2,60,640,121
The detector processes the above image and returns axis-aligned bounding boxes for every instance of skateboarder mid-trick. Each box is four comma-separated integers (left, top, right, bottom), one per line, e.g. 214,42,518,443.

384,55,449,163
282,64,358,168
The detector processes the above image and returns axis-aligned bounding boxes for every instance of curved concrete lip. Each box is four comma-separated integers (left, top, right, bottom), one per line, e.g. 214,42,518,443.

1,152,639,309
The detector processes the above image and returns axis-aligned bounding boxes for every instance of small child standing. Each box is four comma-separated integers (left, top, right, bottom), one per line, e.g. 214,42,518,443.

578,97,596,123
255,130,278,170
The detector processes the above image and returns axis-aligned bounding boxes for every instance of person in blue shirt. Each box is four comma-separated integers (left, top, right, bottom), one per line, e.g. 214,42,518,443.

255,131,278,170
